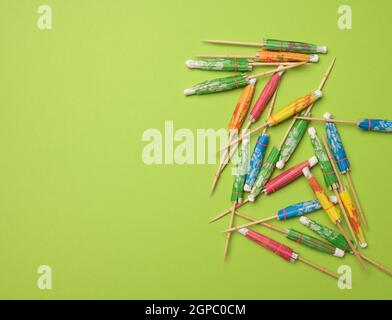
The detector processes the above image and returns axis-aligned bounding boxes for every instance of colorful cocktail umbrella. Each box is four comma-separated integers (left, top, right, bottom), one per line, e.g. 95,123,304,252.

224,138,250,259
210,79,257,194
322,136,367,248
276,116,310,169
254,222,345,257
248,146,281,202
244,133,270,192
184,62,304,96
300,217,392,277
308,127,339,189
225,195,338,232
302,167,367,270
249,156,318,202
295,116,392,133
323,112,368,228
238,228,341,280
246,69,285,127
196,51,319,63
186,58,295,72
307,127,357,243
243,89,279,193
204,38,328,54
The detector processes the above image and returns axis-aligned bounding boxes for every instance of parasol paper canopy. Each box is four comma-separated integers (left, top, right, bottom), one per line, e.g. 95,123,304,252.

357,119,392,132
302,167,341,224
300,217,392,276
248,146,281,202
248,154,317,203
262,38,327,54
186,58,294,72
339,189,367,248
267,91,322,126
244,133,269,192
257,50,319,63
285,228,344,257
303,163,366,269
300,217,352,252
238,228,340,280
228,79,257,131
232,217,344,257
295,116,392,133
184,74,249,96
324,112,350,173
264,156,318,195
195,51,319,63
184,62,304,96
276,197,337,221
186,58,252,72
249,69,285,123
322,136,364,245
238,228,298,262
204,38,327,54
308,127,339,189
230,139,250,204
276,115,309,169
225,138,250,259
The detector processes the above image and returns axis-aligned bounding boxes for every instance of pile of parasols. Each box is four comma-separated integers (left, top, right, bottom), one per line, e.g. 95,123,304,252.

184,38,392,281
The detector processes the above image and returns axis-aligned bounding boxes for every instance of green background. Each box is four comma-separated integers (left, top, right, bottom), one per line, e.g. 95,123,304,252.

0,0,391,299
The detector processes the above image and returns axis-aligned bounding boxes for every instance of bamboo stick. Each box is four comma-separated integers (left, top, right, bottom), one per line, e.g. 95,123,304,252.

295,116,358,125
209,199,250,224
224,215,278,233
298,256,340,280
248,62,306,79
360,253,392,277
336,223,367,271
204,39,263,47
223,204,236,260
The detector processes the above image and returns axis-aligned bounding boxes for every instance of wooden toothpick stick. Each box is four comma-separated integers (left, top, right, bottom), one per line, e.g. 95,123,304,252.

195,54,256,59
204,39,263,47
298,256,340,280
248,62,306,79
210,132,237,195
223,204,236,260
209,199,250,224
360,253,392,277
336,222,367,271
224,214,278,233
295,116,358,125
250,62,299,66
